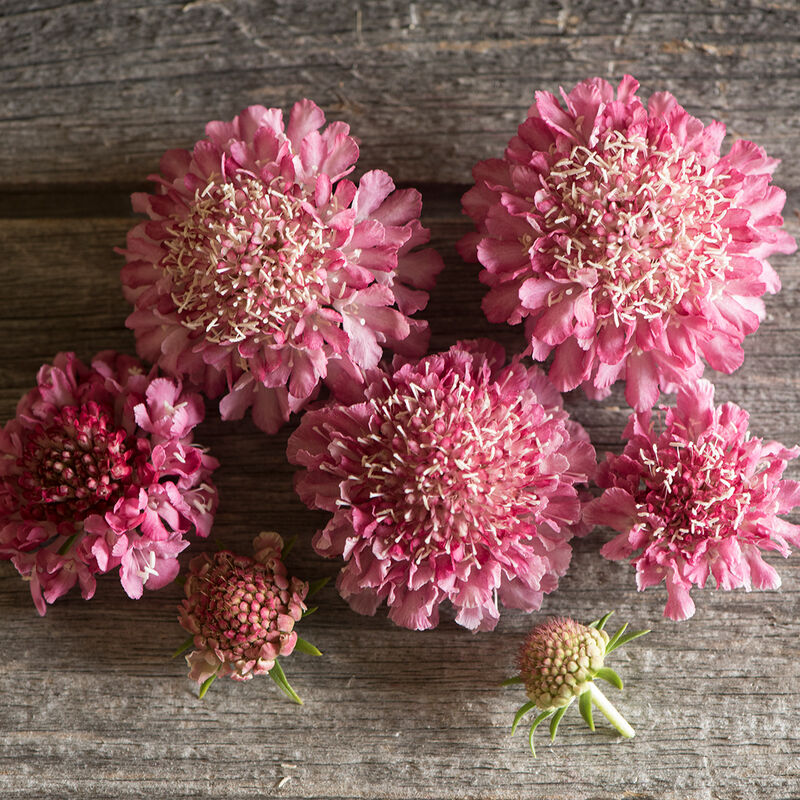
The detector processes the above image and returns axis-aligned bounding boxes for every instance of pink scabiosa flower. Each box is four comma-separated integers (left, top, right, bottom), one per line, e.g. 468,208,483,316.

288,339,596,632
584,380,800,620
120,100,444,433
459,75,796,411
176,531,320,701
0,351,218,614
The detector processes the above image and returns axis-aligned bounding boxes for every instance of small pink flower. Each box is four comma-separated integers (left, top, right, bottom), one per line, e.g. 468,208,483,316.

288,340,596,632
120,100,444,433
178,532,311,698
0,351,218,614
584,380,800,620
459,75,796,411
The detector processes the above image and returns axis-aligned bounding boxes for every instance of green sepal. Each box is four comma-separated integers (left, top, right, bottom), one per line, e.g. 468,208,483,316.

301,606,318,618
197,672,217,700
594,667,623,690
268,659,303,705
588,611,614,631
57,533,79,556
578,689,595,731
171,635,195,659
500,675,524,687
307,576,330,599
549,703,569,742
294,636,323,657
527,709,556,757
511,700,538,735
281,535,297,560
605,627,650,655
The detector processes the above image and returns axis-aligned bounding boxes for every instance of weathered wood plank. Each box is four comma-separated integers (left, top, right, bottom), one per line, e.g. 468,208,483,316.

1,0,800,185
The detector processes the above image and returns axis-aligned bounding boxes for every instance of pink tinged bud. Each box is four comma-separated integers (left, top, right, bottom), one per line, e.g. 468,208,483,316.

178,533,309,684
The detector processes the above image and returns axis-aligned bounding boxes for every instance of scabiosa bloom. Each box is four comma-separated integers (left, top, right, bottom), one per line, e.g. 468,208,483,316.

584,380,800,620
459,75,796,411
0,351,218,614
120,100,444,433
288,339,596,632
177,531,318,701
505,612,648,755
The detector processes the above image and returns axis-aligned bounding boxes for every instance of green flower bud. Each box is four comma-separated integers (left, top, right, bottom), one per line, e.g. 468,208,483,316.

517,617,610,709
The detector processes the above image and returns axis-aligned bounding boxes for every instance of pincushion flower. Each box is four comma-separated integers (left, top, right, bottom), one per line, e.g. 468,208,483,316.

288,339,596,632
584,380,800,620
459,75,796,411
504,612,648,755
120,100,444,433
0,352,218,614
176,531,320,701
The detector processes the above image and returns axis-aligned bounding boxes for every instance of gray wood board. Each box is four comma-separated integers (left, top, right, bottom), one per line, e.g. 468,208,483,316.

0,0,799,188
2,1,800,798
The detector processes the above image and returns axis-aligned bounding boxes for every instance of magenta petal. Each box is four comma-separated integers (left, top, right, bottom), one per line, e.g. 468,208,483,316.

663,572,695,621
624,352,660,411
584,488,638,533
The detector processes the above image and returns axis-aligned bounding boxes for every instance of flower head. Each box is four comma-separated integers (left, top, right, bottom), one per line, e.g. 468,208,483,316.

178,531,316,701
288,339,596,632
0,351,218,614
459,75,796,411
518,617,609,709
121,100,444,433
584,380,800,620
506,611,648,755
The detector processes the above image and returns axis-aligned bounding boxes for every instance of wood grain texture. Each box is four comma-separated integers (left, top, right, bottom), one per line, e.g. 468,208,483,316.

2,0,800,187
2,2,800,799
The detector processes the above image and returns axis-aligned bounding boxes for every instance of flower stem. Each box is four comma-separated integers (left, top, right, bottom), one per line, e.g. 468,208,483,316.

589,682,635,738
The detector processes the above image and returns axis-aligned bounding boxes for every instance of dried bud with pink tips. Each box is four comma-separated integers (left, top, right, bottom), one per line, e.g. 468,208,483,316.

176,532,323,702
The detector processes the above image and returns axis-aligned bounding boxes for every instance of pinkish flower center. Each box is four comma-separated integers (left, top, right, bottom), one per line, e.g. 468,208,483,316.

197,554,289,656
634,433,752,546
344,373,550,563
17,401,134,523
160,175,334,347
533,130,732,326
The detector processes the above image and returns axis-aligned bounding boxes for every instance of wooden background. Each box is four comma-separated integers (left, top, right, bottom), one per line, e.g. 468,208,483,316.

1,1,799,798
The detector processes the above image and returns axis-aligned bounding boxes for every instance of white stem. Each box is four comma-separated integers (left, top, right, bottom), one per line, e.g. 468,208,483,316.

589,683,635,738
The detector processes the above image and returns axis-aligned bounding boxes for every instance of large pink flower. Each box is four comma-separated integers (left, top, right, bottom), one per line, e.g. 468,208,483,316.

120,100,444,433
584,380,800,620
459,75,796,411
288,340,596,632
0,351,218,614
